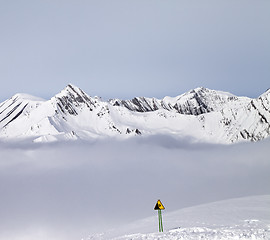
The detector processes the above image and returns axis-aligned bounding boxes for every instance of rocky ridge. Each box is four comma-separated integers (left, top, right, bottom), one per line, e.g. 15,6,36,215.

0,84,269,143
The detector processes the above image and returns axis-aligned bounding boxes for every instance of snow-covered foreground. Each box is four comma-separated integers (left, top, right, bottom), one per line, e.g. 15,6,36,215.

0,136,269,240
87,195,270,240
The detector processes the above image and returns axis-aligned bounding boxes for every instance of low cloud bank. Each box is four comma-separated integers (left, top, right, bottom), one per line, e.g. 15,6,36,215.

0,136,269,240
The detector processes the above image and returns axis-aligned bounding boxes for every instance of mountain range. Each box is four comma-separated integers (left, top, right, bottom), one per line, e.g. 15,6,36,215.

0,84,270,143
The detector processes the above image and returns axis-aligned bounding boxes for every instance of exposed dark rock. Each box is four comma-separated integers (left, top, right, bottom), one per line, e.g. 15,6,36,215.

4,104,28,127
135,129,141,135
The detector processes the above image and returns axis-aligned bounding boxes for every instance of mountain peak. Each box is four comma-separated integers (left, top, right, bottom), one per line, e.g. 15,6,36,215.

191,86,208,93
1,85,270,143
51,84,101,116
59,84,85,97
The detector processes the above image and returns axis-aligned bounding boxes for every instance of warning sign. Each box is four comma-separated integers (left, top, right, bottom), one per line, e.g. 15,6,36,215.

154,199,165,210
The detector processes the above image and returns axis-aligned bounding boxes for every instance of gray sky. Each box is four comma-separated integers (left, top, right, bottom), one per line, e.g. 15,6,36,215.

0,0,269,101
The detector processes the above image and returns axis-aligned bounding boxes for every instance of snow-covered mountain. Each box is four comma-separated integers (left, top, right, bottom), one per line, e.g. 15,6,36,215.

0,84,270,143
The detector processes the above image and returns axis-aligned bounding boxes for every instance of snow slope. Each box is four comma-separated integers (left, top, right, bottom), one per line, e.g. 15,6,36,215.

85,195,270,240
0,84,270,143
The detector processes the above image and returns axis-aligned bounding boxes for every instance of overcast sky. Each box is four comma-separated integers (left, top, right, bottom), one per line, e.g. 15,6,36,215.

0,0,269,101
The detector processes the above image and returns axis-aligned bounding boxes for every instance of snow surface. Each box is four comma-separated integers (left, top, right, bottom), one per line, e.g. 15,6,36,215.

85,195,270,240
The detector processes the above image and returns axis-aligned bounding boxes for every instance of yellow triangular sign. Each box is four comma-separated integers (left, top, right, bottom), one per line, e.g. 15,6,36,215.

154,199,165,210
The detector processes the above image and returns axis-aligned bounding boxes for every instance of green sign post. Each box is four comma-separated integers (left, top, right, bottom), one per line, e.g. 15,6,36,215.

154,199,165,232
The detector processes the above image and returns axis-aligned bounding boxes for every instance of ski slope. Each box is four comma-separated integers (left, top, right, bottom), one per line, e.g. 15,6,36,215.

85,195,270,240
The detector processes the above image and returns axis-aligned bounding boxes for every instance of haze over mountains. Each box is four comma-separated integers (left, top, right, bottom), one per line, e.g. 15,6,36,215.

1,85,270,240
0,84,270,143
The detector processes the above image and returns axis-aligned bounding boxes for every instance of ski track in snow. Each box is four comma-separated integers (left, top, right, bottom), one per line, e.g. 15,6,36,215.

112,226,270,240
87,220,270,240
88,224,270,240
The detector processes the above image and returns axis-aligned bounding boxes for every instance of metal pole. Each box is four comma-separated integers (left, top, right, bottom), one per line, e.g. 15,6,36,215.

158,209,160,232
159,209,161,232
158,209,163,232
160,209,163,232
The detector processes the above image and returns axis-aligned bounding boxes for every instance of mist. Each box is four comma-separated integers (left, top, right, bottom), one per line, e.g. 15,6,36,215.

0,135,269,240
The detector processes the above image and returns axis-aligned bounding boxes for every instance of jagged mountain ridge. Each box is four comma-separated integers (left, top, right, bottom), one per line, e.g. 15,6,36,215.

0,84,270,143
110,87,247,115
